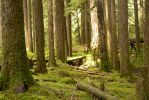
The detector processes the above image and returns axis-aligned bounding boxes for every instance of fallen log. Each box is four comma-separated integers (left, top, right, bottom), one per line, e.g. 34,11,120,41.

67,56,86,66
77,82,118,100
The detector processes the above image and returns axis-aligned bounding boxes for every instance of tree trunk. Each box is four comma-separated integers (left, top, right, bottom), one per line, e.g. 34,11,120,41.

77,82,118,100
23,0,28,50
104,0,112,67
33,0,47,73
118,0,130,76
0,0,35,92
137,0,149,99
76,10,81,44
0,1,2,47
97,0,110,72
111,0,120,70
54,0,66,63
32,0,36,51
80,4,86,45
134,0,141,55
66,0,72,56
48,0,56,67
90,0,99,49
85,1,91,51
27,0,33,52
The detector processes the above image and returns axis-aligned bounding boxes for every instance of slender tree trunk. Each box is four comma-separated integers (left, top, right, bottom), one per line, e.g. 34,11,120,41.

134,0,141,55
97,0,110,72
76,10,81,44
85,1,91,51
54,0,66,63
33,0,47,73
48,0,56,67
0,0,35,92
23,0,28,49
118,0,130,76
66,0,72,56
32,0,36,51
64,16,68,58
90,0,99,49
81,4,86,45
27,0,33,52
111,0,120,70
0,1,2,47
140,0,145,36
104,0,112,67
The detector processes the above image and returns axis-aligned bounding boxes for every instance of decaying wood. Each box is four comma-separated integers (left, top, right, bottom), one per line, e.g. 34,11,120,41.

77,82,118,100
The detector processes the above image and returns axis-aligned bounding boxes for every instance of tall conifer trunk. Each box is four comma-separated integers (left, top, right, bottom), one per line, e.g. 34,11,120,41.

33,0,47,73
0,0,35,92
54,0,66,63
118,0,130,76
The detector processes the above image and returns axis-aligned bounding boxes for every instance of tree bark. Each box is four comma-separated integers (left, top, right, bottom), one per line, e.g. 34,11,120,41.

54,0,67,63
80,4,86,45
90,0,99,49
134,0,141,55
0,0,35,92
85,1,91,51
137,0,149,99
32,0,36,51
103,0,113,69
0,1,2,47
48,0,56,67
27,0,33,52
66,0,72,56
118,0,130,76
77,83,118,100
33,0,47,73
111,0,120,70
23,0,28,50
97,0,110,72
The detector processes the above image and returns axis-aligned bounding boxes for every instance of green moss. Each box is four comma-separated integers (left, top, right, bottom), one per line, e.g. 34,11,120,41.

27,51,35,58
58,78,77,84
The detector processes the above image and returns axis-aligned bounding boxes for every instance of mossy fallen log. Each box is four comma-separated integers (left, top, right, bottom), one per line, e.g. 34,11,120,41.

77,82,118,100
67,56,86,66
31,56,86,66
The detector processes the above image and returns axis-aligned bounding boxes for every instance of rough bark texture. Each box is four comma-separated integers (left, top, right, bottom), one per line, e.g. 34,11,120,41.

80,4,86,45
111,0,120,70
90,0,99,49
0,1,2,47
66,0,72,56
54,0,66,63
48,0,56,67
33,0,47,73
137,0,149,99
27,0,33,52
140,0,145,36
23,0,28,49
144,0,149,97
118,0,130,76
104,0,111,63
97,0,110,72
76,10,81,44
32,0,36,51
85,1,91,51
134,0,141,55
0,0,35,92
77,83,118,100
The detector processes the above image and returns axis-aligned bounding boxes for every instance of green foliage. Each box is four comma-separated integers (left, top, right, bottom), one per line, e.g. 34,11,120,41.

27,51,35,58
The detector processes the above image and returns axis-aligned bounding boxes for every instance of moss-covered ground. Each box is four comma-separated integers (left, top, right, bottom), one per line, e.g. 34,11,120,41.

0,48,143,100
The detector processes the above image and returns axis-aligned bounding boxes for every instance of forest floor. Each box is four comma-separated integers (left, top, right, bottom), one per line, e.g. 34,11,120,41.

0,48,143,100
